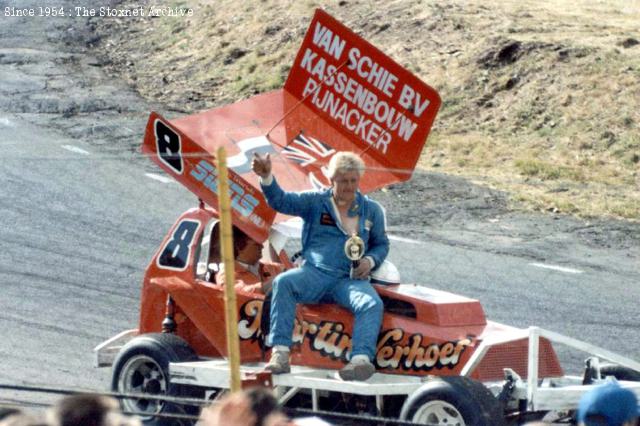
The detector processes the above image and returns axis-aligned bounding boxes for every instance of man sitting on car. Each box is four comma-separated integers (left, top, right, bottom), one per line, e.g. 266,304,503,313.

252,151,389,381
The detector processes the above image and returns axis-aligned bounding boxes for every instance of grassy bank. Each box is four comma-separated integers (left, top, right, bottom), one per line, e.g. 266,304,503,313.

92,0,639,220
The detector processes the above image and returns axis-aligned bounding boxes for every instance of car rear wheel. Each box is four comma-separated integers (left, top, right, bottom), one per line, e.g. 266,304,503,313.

399,376,505,426
111,333,204,426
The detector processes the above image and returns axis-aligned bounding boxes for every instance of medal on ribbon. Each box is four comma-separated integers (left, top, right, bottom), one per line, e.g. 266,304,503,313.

344,233,365,278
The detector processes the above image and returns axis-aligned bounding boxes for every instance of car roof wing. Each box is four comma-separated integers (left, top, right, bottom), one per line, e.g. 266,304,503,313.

142,8,441,243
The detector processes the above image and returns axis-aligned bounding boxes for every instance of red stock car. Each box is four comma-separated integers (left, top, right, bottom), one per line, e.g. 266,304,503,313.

94,9,640,426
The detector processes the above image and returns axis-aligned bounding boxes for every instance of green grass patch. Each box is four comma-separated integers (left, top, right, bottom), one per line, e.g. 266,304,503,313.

515,158,584,181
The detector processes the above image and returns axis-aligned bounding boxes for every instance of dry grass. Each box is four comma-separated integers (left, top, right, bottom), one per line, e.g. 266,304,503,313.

93,0,640,220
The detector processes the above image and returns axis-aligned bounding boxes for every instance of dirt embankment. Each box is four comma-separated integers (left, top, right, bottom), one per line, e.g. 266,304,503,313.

80,0,639,254
88,0,639,221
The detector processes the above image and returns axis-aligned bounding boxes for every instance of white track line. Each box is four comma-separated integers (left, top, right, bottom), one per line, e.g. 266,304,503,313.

61,145,90,155
388,235,424,244
529,262,583,274
145,173,174,183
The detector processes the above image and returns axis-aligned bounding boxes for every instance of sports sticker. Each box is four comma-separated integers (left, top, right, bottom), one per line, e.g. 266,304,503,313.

237,299,472,372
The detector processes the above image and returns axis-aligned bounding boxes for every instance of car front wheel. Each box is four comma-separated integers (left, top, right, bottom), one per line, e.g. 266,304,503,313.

111,333,203,426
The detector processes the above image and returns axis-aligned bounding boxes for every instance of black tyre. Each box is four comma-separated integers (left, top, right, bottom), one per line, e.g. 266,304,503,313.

399,376,505,426
111,333,204,426
600,363,640,381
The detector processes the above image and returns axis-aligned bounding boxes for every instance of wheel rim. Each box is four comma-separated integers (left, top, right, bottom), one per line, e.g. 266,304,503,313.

118,354,168,420
412,400,466,426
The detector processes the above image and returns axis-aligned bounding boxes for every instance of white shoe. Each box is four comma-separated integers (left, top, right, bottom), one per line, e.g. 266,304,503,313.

338,357,375,381
265,350,290,374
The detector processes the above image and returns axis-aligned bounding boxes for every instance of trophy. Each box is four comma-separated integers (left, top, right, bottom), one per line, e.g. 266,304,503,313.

344,233,365,279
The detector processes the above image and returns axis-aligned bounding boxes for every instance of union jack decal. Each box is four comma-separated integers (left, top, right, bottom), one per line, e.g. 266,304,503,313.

282,134,335,190
283,134,335,167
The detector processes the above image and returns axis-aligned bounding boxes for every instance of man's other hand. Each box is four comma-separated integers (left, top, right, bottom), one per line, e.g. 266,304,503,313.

252,153,272,178
353,257,373,280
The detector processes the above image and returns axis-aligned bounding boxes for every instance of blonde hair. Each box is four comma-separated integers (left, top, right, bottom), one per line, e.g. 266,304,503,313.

327,152,365,179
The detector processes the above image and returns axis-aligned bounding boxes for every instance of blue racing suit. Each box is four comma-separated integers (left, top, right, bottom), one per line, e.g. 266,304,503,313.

262,176,389,360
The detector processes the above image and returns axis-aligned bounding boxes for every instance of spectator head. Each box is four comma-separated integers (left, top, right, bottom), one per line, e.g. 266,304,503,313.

577,381,639,426
0,412,49,426
0,408,22,422
244,387,283,426
48,394,140,426
200,387,289,426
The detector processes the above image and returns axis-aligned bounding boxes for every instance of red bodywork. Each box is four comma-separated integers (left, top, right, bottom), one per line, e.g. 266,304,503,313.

138,206,562,381
137,9,563,382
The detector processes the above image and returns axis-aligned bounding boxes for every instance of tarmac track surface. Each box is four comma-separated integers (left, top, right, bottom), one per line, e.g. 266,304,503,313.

1,0,639,416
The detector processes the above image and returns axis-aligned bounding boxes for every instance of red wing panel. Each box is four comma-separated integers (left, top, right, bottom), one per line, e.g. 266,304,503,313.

141,112,275,242
284,9,441,179
142,9,442,236
170,90,401,194
274,90,408,191
168,91,404,226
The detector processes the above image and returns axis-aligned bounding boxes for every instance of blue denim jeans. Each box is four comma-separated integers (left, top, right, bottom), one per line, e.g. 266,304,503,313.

266,263,383,360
